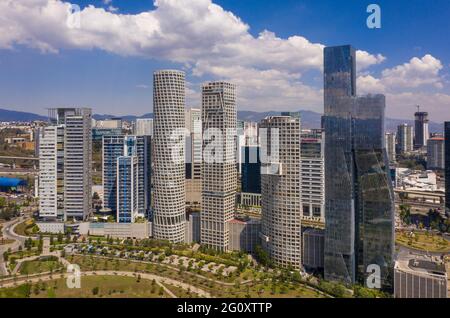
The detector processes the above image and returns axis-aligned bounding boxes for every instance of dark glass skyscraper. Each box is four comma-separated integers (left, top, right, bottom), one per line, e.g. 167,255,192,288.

323,45,394,290
241,146,261,194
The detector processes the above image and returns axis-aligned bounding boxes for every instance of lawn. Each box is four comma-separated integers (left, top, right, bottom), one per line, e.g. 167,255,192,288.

396,231,450,253
20,257,63,275
67,254,328,298
14,219,36,236
30,275,169,298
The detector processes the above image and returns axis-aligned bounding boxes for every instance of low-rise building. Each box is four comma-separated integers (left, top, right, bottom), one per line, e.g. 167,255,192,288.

228,217,261,253
394,254,447,298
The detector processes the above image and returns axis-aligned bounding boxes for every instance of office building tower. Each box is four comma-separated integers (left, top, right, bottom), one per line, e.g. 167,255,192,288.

397,124,414,153
385,132,396,163
185,108,202,208
116,156,139,223
241,145,261,194
300,129,325,224
39,108,92,221
394,255,447,298
260,115,302,269
153,70,186,243
323,45,394,289
445,122,450,213
134,118,153,136
414,110,429,149
427,137,445,170
103,135,152,220
201,81,237,251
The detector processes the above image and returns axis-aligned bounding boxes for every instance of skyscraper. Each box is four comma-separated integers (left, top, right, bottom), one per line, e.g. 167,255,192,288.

414,110,429,149
300,129,325,224
427,137,445,170
385,132,396,163
260,115,302,269
153,70,186,243
116,155,139,223
103,135,151,221
397,124,414,153
241,145,261,194
323,45,394,289
39,108,92,221
201,81,237,251
444,122,450,213
185,108,202,209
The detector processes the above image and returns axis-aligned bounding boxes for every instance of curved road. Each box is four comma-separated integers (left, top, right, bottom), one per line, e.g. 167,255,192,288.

0,217,31,276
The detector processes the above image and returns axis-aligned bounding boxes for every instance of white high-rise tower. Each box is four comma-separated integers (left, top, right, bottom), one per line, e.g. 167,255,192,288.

152,70,186,243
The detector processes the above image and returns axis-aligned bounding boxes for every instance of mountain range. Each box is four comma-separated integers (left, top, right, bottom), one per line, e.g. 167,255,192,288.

0,108,444,133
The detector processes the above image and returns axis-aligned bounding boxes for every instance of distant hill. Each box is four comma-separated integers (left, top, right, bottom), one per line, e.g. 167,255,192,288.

0,108,48,122
0,108,444,133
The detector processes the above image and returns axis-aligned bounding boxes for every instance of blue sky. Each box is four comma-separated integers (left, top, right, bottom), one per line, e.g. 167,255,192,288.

0,0,449,120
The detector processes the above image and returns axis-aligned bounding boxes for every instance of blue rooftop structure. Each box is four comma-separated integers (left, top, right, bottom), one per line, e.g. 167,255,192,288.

0,177,27,188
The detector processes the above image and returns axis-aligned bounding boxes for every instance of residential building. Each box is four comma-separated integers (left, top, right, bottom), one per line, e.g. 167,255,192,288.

427,137,445,170
39,108,92,221
185,108,202,208
103,135,152,220
201,81,237,251
152,70,186,243
397,124,414,153
300,129,325,224
134,118,153,136
116,156,138,223
260,115,302,269
385,132,396,163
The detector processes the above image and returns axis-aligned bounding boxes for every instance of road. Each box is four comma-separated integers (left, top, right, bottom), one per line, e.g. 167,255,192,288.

0,217,30,276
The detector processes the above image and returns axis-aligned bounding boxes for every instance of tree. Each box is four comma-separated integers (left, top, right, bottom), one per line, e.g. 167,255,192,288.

92,286,99,295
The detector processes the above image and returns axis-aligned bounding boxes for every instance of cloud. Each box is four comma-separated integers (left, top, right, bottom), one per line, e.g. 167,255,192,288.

0,0,447,119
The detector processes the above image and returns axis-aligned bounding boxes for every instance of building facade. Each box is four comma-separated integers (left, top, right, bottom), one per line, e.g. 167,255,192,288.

397,124,414,153
427,137,445,170
201,81,237,251
300,129,325,224
39,108,92,221
322,45,394,290
414,111,429,149
185,108,202,208
241,145,261,194
102,135,151,220
152,70,186,243
260,115,302,269
134,118,153,136
385,132,396,163
445,122,450,213
116,156,139,223
394,256,447,298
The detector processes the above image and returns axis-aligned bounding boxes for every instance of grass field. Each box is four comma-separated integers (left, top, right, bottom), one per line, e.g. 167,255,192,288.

27,275,170,298
66,254,328,298
13,219,35,236
20,258,63,275
396,231,450,253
